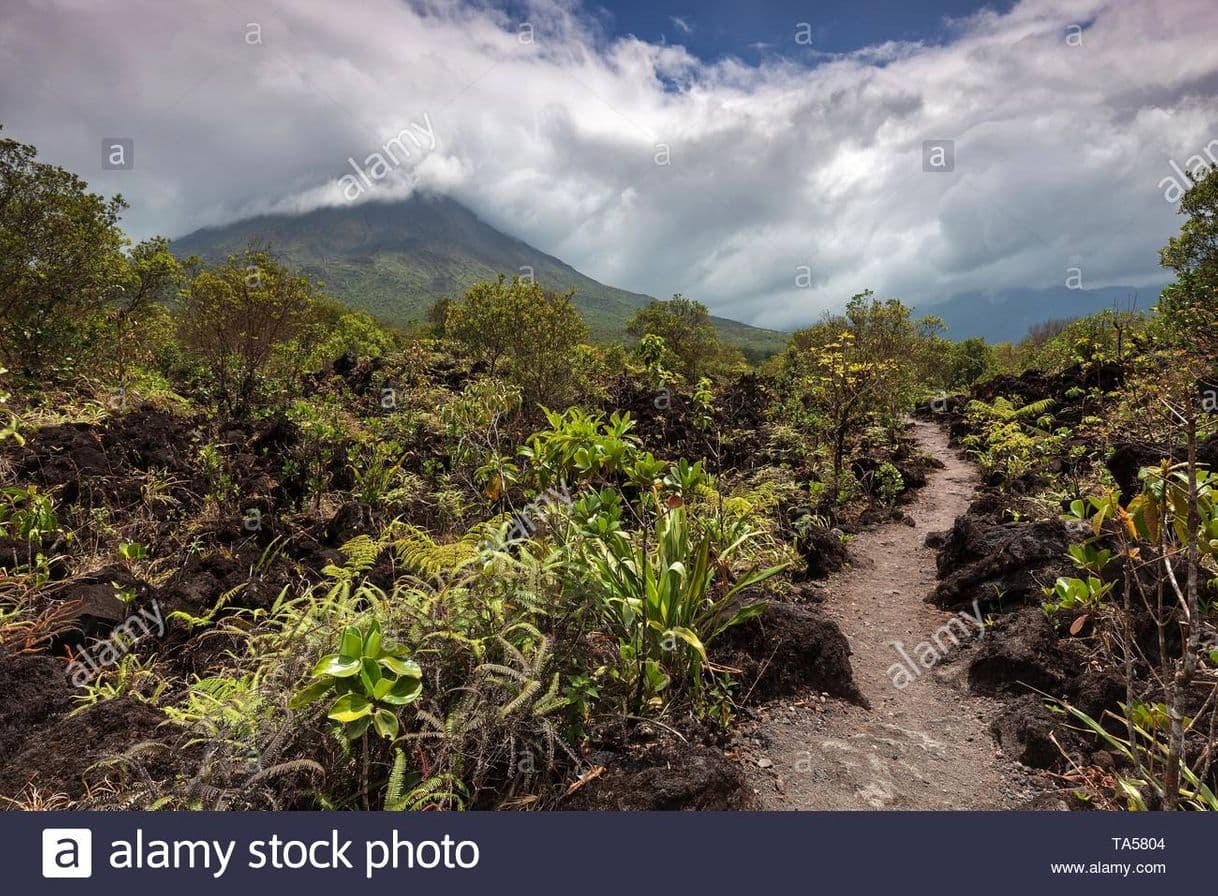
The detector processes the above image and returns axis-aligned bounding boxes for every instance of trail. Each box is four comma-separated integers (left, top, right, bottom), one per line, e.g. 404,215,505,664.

739,419,1032,809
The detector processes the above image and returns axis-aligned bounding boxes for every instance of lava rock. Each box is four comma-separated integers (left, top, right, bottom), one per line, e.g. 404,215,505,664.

991,695,1061,768
968,608,1066,696
931,515,1069,610
712,600,865,705
562,743,752,811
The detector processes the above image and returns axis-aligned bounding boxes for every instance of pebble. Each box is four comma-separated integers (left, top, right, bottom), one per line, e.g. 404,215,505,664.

757,757,774,769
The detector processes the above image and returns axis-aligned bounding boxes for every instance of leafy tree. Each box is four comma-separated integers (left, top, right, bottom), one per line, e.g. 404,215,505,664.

445,276,518,375
446,275,589,408
626,294,723,381
106,237,185,394
788,291,923,494
948,337,996,387
303,298,397,369
1159,165,1218,361
0,132,129,377
424,296,451,338
177,248,321,415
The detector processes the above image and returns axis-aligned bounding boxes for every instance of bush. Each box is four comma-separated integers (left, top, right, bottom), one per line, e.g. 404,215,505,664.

177,248,323,415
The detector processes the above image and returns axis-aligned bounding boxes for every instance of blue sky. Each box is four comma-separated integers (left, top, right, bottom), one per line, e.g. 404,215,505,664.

588,0,1018,62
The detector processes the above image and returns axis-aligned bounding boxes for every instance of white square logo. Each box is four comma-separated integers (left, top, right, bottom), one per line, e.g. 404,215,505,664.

42,828,93,878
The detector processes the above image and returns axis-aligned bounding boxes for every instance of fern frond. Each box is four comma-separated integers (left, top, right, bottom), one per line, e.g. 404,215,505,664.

244,759,324,788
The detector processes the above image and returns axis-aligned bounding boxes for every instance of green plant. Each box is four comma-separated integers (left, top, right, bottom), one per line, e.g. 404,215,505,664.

1042,575,1114,614
198,444,236,505
1066,541,1114,575
350,442,406,504
70,654,168,713
118,541,147,562
0,485,57,542
382,748,466,811
692,376,715,431
1049,697,1218,811
874,462,904,507
581,502,785,707
290,619,423,743
0,368,22,445
519,408,641,488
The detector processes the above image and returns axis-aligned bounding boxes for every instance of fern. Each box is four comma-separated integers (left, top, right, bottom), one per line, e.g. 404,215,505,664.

384,749,410,810
966,395,1055,422
322,534,381,580
391,521,503,577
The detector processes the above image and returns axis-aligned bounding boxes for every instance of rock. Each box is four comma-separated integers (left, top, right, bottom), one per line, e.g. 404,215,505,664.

1066,669,1125,722
0,696,167,800
924,529,948,549
1020,792,1072,811
0,647,73,762
931,515,1069,610
757,757,773,769
990,695,1061,769
1107,435,1218,503
323,500,370,546
968,608,1066,696
562,743,752,811
712,600,865,705
794,523,849,579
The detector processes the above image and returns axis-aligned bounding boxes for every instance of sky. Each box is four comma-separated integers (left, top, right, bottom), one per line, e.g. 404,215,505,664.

2,0,1216,329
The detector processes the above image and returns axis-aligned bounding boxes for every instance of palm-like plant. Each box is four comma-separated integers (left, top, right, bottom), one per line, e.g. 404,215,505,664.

585,503,786,703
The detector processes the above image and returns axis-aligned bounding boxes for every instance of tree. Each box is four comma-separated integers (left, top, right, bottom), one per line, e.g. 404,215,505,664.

446,275,589,408
424,296,451,338
1159,164,1218,361
788,291,922,495
0,132,129,377
303,299,397,370
177,248,321,415
107,237,184,397
626,295,722,381
947,337,995,388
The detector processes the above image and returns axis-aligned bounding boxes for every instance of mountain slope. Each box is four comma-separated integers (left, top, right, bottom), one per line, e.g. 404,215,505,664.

171,195,788,358
920,285,1163,343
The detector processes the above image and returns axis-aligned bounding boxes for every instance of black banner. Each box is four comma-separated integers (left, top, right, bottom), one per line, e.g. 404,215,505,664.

10,811,1206,893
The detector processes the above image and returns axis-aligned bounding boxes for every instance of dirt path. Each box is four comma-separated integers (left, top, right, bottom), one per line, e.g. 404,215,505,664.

739,419,1033,809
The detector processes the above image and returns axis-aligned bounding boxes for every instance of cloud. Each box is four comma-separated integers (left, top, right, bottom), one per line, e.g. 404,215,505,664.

669,16,693,35
1,0,1215,329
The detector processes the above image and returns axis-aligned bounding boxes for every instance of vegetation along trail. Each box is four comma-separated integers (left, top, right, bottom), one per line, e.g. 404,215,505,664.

741,419,1033,809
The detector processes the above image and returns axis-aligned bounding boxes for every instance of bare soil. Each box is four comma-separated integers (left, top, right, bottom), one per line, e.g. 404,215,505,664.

737,419,1044,809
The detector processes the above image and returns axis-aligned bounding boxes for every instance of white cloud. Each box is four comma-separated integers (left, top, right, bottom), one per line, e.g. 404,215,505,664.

1,0,1214,329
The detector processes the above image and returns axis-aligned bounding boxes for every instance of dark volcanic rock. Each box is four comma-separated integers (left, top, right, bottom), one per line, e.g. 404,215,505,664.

931,515,1068,610
794,523,849,579
713,600,864,705
0,696,167,800
1107,435,1218,503
562,743,751,810
0,647,72,763
991,695,1061,769
968,608,1066,696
